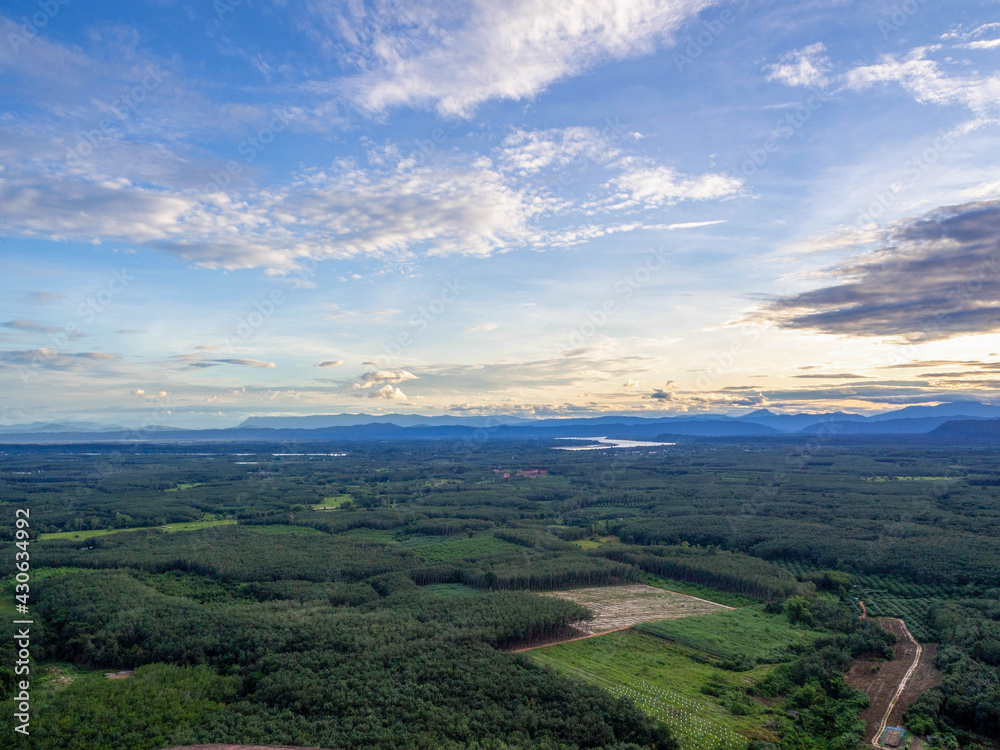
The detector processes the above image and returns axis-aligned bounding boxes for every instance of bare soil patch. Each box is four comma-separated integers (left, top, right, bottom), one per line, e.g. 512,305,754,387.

846,618,937,744
540,584,730,635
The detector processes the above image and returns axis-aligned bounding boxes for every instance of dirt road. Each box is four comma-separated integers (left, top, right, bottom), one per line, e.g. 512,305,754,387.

846,617,928,746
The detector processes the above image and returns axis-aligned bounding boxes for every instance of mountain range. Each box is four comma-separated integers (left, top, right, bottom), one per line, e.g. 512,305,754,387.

0,401,997,443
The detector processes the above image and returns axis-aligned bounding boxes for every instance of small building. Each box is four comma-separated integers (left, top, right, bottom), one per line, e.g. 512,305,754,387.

881,727,905,747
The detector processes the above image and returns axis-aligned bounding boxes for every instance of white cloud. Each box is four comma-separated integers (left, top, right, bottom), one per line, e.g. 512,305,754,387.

766,42,1000,120
0,157,544,270
943,22,1000,50
844,47,1000,118
499,126,627,175
764,43,831,88
353,369,419,388
466,322,499,333
338,0,718,117
356,384,409,401
316,360,345,367
606,165,743,209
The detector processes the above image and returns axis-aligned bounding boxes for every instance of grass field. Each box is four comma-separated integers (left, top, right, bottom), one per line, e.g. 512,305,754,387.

642,574,757,608
311,494,353,510
570,535,619,550
422,583,481,598
164,482,204,492
637,605,827,668
40,519,236,541
528,629,782,750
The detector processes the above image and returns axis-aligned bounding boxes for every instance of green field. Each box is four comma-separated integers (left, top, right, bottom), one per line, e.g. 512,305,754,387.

528,629,783,749
241,524,325,536
422,583,481,598
311,494,353,510
164,482,204,492
40,519,236,540
571,535,619,550
642,574,757,608
637,605,828,668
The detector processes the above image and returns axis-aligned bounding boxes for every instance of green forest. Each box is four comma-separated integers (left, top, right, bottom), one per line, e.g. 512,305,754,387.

1,438,999,749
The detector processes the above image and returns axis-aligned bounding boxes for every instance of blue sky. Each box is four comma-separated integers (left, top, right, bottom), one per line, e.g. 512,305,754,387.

1,0,999,427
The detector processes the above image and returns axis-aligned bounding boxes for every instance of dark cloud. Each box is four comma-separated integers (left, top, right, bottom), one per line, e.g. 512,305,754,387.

2,319,63,334
211,358,276,368
760,200,1000,341
0,349,120,371
24,291,65,303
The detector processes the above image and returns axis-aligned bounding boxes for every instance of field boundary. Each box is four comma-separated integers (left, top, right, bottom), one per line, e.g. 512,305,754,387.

509,626,632,652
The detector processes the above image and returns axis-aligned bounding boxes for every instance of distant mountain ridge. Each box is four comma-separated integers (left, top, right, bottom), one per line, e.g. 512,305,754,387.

1,401,997,443
237,413,529,429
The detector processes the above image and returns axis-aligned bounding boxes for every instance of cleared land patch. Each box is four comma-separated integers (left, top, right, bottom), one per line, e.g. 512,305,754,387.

846,617,935,745
310,494,353,510
540,583,730,634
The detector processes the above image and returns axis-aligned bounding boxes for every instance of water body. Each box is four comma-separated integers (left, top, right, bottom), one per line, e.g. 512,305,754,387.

553,437,676,451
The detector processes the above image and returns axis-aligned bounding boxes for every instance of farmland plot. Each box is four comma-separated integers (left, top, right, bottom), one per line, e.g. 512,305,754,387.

541,584,729,634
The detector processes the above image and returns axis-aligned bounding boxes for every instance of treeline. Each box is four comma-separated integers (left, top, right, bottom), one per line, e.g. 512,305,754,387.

905,596,1000,743
598,544,809,602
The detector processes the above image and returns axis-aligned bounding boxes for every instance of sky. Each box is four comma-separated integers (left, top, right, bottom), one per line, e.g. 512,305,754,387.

1,0,999,428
